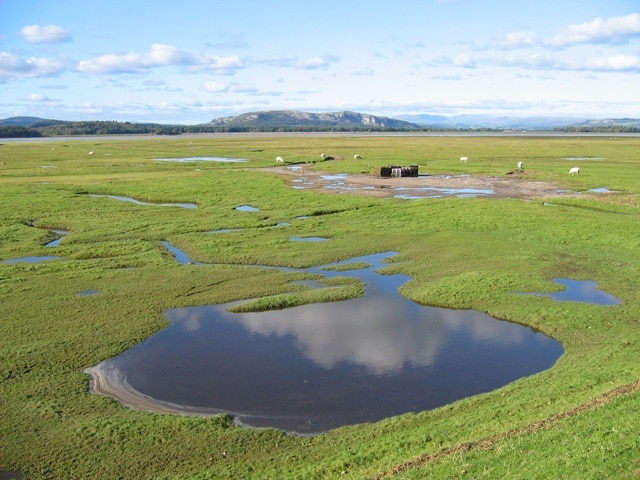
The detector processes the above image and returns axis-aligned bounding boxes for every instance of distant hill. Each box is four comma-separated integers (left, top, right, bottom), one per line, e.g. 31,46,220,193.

2,112,640,138
397,114,590,130
0,116,51,127
209,110,421,129
397,114,640,130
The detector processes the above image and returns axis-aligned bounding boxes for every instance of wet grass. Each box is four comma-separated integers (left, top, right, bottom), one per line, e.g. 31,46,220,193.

1,134,640,479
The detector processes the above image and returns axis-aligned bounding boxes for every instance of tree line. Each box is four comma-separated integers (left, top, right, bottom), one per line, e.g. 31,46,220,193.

3,119,640,138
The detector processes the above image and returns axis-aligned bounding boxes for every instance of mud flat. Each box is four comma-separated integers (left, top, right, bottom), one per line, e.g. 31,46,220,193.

260,165,576,200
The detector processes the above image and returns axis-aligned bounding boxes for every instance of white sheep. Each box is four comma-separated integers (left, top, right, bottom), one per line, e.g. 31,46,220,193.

569,167,580,175
460,156,468,163
275,156,284,163
320,153,326,158
88,151,95,155
517,161,524,170
354,154,362,159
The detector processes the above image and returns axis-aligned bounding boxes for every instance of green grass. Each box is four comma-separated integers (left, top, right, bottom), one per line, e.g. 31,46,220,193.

1,134,640,479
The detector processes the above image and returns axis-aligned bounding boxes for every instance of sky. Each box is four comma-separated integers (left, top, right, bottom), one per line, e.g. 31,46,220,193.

1,0,640,124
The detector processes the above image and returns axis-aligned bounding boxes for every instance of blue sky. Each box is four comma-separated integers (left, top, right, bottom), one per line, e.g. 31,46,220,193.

1,0,640,124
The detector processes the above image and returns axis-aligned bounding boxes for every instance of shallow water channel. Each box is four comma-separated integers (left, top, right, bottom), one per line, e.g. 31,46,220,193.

89,249,564,434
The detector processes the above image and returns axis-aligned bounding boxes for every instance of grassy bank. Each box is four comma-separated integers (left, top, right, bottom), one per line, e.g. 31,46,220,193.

1,134,639,479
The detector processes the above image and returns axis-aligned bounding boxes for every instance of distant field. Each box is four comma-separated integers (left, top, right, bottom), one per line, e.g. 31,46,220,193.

1,134,639,479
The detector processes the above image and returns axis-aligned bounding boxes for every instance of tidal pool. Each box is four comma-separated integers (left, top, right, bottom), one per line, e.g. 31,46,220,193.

88,252,563,434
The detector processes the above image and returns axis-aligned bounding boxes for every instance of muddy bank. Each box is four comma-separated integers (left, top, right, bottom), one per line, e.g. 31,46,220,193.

85,364,224,417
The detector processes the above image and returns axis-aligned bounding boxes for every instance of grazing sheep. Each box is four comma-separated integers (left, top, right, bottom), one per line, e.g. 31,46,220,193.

275,156,284,163
460,156,468,163
569,167,580,175
354,154,362,159
517,161,524,170
88,151,95,155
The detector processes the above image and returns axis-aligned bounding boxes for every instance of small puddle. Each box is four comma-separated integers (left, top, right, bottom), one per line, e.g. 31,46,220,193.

564,157,605,161
235,205,259,212
88,194,197,209
289,236,329,242
514,278,620,305
2,255,60,264
77,290,101,296
394,187,495,199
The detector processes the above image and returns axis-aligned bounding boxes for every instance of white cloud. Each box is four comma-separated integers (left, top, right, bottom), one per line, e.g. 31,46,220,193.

351,67,374,76
492,50,640,73
203,81,231,92
20,94,56,102
145,43,194,65
196,54,244,71
495,52,563,69
20,24,72,43
452,52,475,67
545,13,640,47
586,54,640,72
143,79,165,87
298,55,331,69
76,44,244,74
0,51,68,79
493,31,537,49
203,81,257,93
253,55,334,69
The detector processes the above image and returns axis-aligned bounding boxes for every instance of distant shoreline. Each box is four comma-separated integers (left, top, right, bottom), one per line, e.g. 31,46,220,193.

4,131,640,142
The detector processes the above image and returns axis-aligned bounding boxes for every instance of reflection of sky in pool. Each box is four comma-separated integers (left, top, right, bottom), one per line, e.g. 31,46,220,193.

89,194,197,209
2,255,60,264
44,229,68,247
291,172,497,198
77,290,101,296
394,187,495,199
90,250,563,434
516,278,621,305
289,236,328,242
235,205,259,212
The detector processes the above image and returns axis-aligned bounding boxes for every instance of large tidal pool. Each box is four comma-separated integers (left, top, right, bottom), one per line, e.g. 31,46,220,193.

88,251,566,434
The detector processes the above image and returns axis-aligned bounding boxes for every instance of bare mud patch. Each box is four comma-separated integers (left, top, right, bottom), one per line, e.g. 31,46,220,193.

259,165,575,200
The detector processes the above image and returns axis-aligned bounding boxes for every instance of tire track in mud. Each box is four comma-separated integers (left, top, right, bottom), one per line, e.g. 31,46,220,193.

370,380,640,479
